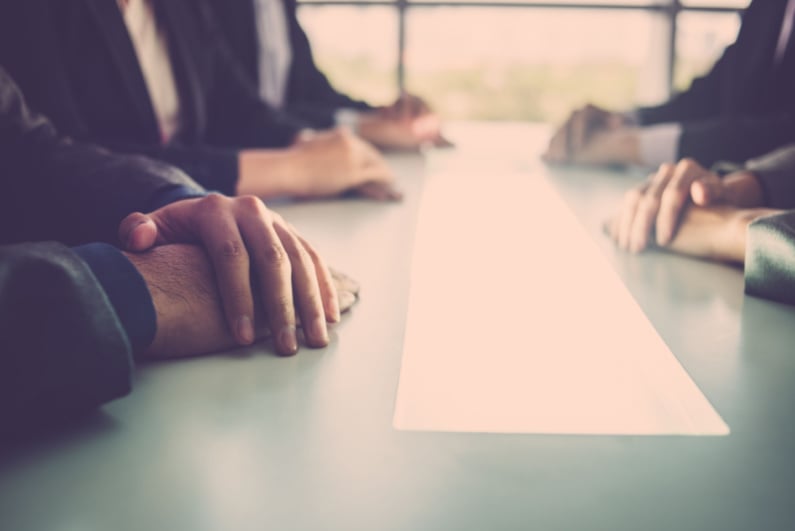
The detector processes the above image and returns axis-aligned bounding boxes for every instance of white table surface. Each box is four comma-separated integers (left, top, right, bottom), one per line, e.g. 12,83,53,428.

2,123,794,531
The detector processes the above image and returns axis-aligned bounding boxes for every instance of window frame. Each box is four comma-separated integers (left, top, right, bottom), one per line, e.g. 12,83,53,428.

297,0,747,100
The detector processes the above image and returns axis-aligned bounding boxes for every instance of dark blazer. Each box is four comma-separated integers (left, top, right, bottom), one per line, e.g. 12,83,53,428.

0,242,134,432
0,67,202,428
0,67,204,246
208,0,374,129
0,0,307,194
637,0,795,167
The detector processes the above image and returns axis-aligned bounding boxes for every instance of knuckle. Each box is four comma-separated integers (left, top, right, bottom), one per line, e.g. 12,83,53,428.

201,192,226,210
236,194,264,213
271,294,295,318
261,242,288,267
218,239,247,261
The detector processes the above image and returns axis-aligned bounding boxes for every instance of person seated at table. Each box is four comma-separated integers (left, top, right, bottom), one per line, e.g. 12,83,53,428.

605,146,795,305
0,0,400,201
205,0,446,151
545,0,795,169
0,66,358,431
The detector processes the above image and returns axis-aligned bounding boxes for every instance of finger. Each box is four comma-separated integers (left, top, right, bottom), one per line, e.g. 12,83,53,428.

292,229,341,323
359,149,397,184
629,165,674,251
656,160,707,245
569,109,589,156
271,222,328,349
338,290,358,314
330,268,361,296
237,201,298,356
350,180,403,202
617,183,648,251
119,212,159,250
544,127,570,163
197,198,256,346
407,94,431,117
433,134,455,148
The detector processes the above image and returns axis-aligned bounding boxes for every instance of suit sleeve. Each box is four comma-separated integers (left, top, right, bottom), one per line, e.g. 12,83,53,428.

635,45,732,126
0,67,205,246
195,0,307,149
0,242,134,432
283,0,374,128
675,111,795,168
745,211,795,305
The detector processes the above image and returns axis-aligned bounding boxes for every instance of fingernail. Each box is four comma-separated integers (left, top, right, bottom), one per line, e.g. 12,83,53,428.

278,325,298,355
308,316,328,347
237,316,255,345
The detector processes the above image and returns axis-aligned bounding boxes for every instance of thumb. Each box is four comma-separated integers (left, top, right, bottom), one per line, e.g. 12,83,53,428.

119,212,159,251
690,173,725,206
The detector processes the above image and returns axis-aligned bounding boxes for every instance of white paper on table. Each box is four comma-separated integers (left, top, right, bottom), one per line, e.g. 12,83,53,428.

393,171,729,436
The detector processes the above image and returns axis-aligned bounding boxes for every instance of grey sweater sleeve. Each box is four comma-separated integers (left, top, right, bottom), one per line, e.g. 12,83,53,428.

745,211,795,305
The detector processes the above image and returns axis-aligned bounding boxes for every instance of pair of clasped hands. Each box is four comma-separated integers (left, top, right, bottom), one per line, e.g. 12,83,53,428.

545,104,778,262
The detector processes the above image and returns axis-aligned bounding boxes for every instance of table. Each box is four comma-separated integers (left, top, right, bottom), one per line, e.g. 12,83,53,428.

2,123,794,531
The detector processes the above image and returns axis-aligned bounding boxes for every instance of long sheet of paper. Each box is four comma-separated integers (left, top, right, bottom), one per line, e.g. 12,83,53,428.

394,171,729,435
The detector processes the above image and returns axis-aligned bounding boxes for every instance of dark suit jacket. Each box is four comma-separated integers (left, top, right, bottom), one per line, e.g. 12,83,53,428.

208,0,373,129
637,0,795,167
0,67,202,429
0,242,134,432
0,0,307,195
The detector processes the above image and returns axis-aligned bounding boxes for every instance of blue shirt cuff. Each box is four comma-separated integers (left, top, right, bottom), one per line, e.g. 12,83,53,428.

73,243,156,353
148,185,207,211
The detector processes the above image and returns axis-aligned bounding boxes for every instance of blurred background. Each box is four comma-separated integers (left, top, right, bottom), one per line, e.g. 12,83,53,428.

297,0,749,123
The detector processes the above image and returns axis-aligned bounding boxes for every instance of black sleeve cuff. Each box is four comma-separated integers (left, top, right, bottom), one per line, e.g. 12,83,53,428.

147,185,207,211
73,243,156,352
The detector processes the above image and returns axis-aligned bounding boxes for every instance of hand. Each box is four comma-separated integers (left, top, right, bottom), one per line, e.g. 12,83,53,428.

606,159,765,253
238,128,402,201
292,128,403,199
544,104,630,164
378,92,434,121
118,194,339,355
126,245,361,359
357,112,442,151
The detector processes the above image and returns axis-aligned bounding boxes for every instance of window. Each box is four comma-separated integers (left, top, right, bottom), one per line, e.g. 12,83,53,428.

298,1,749,122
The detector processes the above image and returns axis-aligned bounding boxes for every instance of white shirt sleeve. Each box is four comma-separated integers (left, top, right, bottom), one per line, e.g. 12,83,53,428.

637,123,682,168
334,108,361,133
